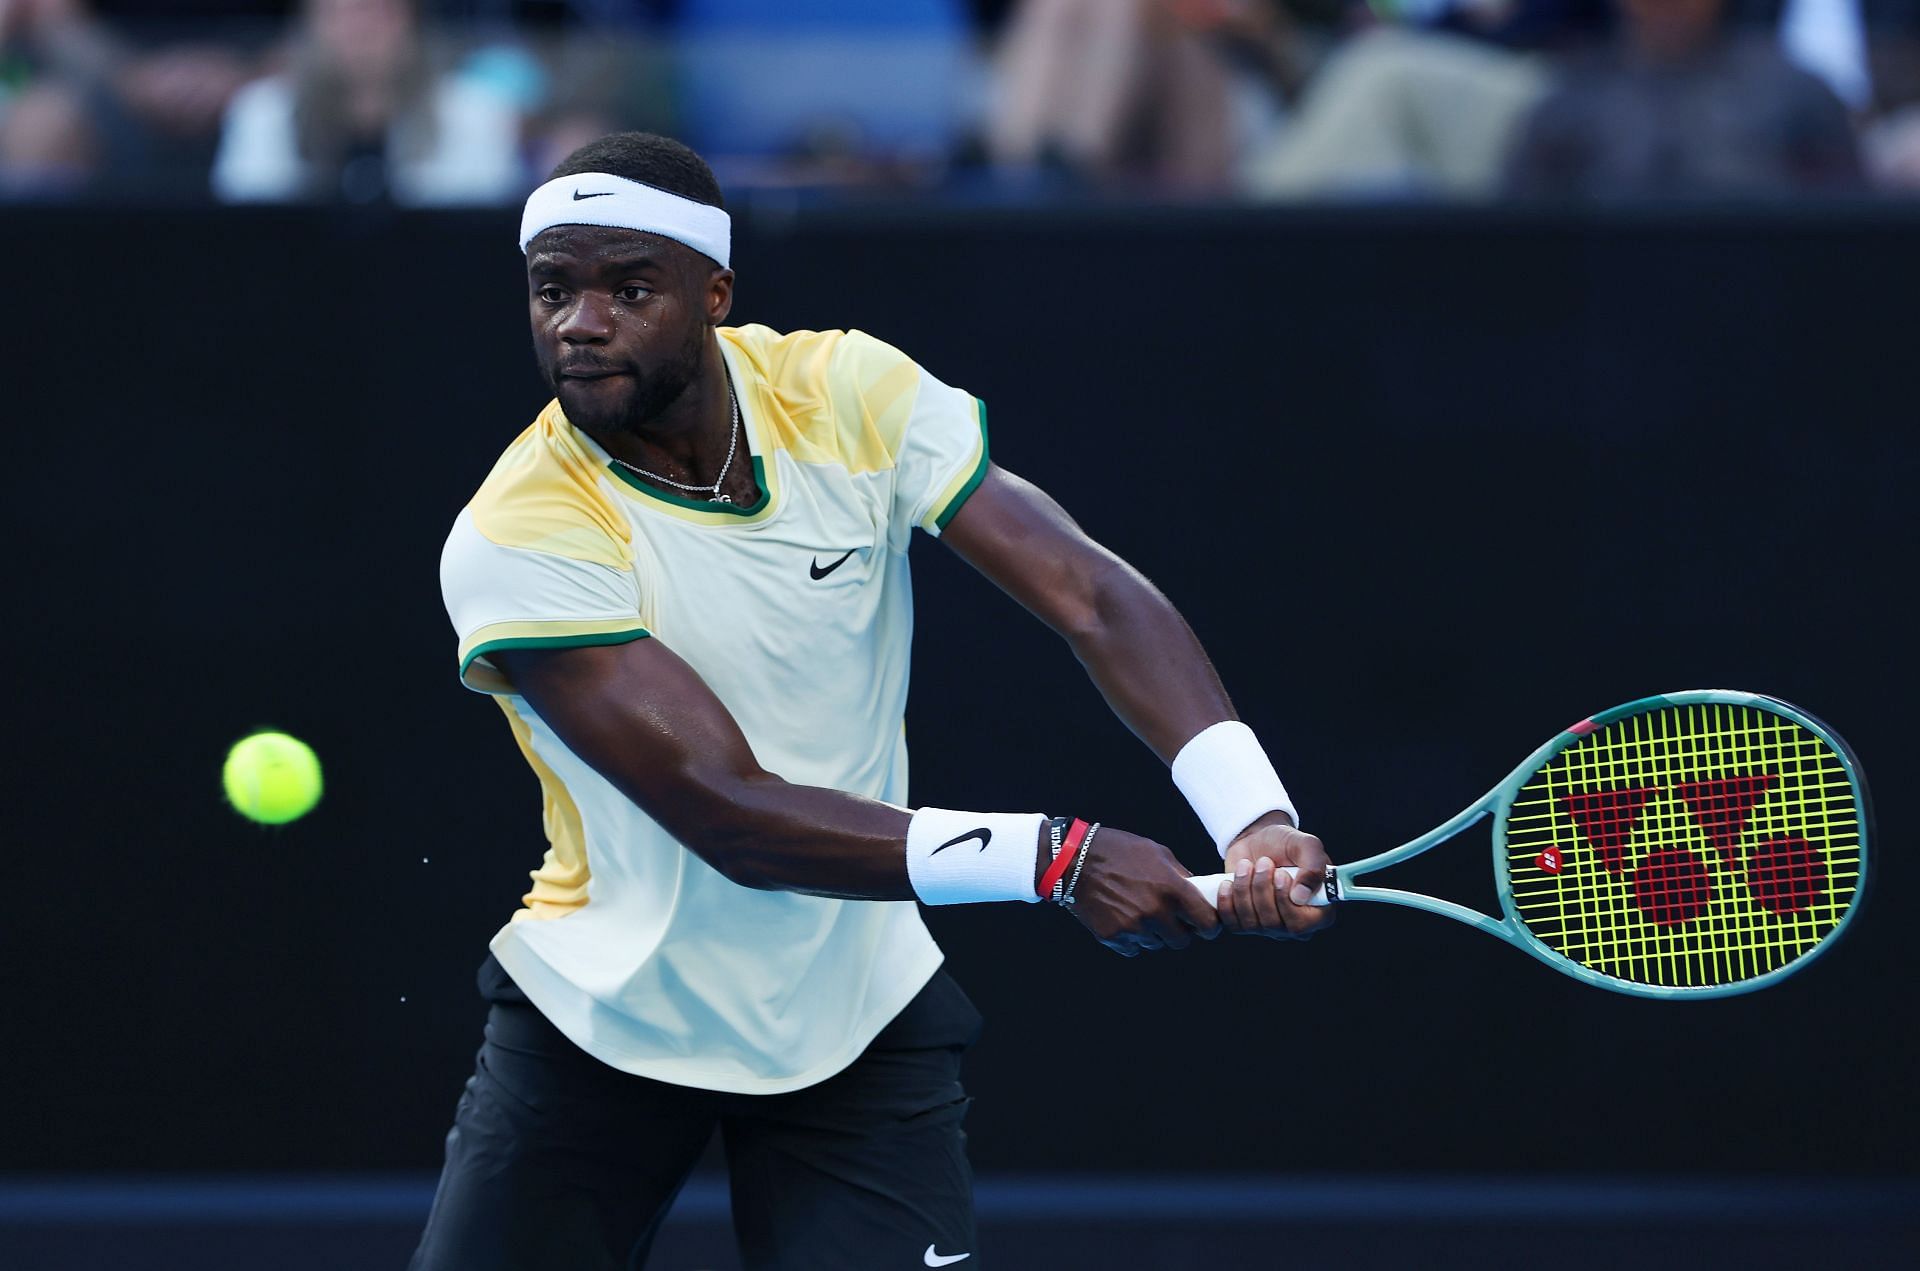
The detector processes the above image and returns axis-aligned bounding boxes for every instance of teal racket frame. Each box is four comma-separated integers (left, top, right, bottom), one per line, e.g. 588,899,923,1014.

1194,690,1870,1000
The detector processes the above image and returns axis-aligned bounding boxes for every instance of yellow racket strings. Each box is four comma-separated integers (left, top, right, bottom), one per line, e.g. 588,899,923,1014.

1504,703,1860,988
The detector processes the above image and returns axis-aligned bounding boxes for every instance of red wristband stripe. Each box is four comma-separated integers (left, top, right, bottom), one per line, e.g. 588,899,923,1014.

1037,818,1089,899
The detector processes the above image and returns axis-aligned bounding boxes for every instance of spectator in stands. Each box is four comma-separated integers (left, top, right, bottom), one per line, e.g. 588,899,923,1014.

2,0,253,199
986,0,1252,191
1239,1,1609,199
1865,101,1920,185
1749,0,1920,190
1,0,101,194
1504,0,1864,197
213,0,522,205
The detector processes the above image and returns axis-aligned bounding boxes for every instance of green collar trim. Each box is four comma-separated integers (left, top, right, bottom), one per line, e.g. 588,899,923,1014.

607,453,771,516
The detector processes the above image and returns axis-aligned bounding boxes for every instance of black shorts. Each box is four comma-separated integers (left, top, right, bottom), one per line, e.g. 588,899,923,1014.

409,956,984,1271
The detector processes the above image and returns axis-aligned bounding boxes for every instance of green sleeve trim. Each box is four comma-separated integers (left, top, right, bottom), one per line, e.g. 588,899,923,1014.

932,399,992,531
460,627,652,679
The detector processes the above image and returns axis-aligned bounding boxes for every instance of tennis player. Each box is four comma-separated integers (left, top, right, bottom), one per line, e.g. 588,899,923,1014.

413,132,1333,1271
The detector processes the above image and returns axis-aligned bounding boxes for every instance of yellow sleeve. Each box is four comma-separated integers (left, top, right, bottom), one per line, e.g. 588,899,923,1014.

828,329,990,536
442,413,649,695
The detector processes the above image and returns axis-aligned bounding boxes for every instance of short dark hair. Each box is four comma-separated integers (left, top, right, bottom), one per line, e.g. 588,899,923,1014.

547,133,725,210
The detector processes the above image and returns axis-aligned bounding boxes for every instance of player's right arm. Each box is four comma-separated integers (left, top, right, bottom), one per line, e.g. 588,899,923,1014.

491,637,1221,954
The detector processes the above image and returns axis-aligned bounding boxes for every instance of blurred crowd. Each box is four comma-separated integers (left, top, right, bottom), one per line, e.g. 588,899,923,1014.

3,0,1917,205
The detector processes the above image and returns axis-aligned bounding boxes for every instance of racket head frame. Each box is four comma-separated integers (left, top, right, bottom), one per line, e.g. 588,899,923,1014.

1333,689,1871,1000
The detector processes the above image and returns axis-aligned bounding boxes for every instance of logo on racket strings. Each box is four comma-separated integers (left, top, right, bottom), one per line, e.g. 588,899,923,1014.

1555,771,1828,925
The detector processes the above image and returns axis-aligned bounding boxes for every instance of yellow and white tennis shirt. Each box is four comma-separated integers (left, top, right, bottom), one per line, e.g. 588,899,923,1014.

439,324,990,1093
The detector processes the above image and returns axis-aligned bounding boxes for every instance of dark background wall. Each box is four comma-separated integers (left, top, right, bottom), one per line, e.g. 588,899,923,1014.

5,203,1913,1178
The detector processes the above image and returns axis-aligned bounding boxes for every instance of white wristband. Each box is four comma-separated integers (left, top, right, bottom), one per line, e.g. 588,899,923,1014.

906,808,1047,905
1171,721,1299,857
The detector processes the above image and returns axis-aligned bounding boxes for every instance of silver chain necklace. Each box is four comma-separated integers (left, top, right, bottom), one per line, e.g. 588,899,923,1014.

611,377,742,504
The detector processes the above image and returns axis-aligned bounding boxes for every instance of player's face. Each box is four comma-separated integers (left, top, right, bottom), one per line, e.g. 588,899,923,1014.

525,226,733,436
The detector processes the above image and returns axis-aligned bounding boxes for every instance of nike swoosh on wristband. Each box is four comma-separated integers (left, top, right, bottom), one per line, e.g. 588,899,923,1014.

924,1246,971,1267
571,189,614,200
809,549,857,580
930,828,991,855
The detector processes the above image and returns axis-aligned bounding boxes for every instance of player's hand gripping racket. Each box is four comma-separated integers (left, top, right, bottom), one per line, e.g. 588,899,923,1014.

1186,691,1869,998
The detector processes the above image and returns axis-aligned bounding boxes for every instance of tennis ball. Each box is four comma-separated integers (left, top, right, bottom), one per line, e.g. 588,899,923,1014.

222,731,323,825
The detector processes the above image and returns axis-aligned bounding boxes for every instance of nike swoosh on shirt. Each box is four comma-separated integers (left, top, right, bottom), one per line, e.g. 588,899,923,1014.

924,1247,971,1267
930,829,991,856
572,189,614,200
809,549,858,580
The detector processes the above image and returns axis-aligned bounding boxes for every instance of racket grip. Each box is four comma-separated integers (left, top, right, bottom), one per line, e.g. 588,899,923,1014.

1186,867,1333,908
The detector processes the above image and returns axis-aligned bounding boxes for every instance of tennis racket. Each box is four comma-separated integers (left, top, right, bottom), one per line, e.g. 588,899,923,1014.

1185,690,1869,998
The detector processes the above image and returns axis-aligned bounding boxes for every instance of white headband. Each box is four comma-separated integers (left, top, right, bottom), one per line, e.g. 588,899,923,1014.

518,173,731,267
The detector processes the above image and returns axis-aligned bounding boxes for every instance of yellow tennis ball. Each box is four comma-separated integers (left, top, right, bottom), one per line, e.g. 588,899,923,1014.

222,731,323,825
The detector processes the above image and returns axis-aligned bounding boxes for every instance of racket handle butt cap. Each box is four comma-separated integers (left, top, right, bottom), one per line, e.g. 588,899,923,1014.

1186,867,1332,908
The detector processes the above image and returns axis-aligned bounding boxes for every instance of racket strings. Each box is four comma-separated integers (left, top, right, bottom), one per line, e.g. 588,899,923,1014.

1503,702,1861,989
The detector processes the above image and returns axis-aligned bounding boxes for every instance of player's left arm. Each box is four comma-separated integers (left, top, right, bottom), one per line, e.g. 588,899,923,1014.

941,464,1333,939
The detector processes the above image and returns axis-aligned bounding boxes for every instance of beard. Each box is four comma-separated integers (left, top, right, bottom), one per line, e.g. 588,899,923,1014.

550,318,708,437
